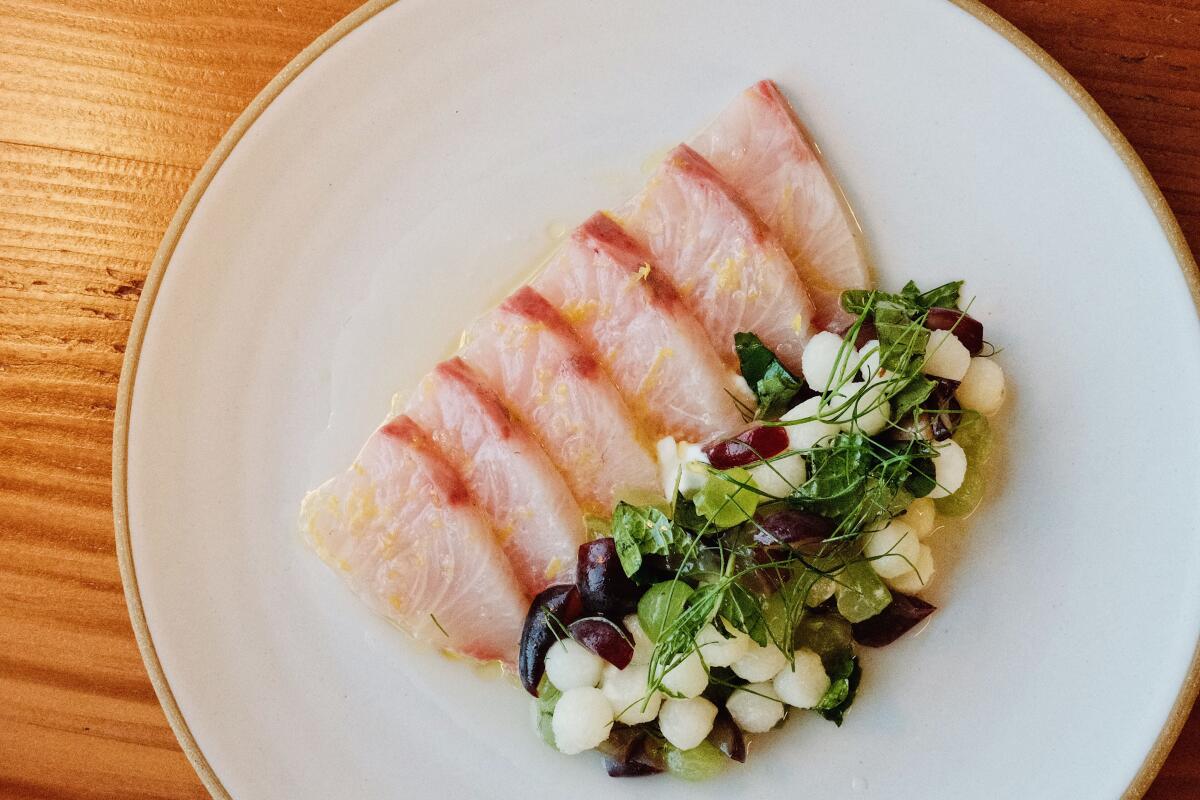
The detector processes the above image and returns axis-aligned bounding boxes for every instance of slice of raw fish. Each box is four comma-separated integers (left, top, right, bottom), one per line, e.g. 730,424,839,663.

533,212,749,441
300,415,527,664
692,80,871,329
407,357,585,592
460,286,661,514
621,144,814,375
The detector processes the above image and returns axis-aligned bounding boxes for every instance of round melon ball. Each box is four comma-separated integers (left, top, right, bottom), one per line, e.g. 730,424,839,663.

601,662,662,724
726,682,785,733
956,357,1005,416
923,330,971,381
858,339,882,380
747,451,807,498
929,439,968,499
661,650,709,699
773,648,831,709
694,622,751,668
887,544,936,595
545,638,603,691
780,397,841,450
730,640,788,682
802,331,858,392
552,687,614,754
904,497,937,540
623,614,655,665
829,381,891,436
658,696,718,751
864,519,921,580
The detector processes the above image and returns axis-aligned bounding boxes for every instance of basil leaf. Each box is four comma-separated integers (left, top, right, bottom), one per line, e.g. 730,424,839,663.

816,655,861,726
917,280,964,310
874,300,930,373
890,375,937,419
734,332,803,418
796,433,871,518
611,502,678,577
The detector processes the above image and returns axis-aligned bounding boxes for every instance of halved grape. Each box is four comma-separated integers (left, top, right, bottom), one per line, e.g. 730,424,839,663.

704,426,790,469
752,508,834,548
707,708,747,762
638,581,695,641
577,538,641,617
924,307,984,355
569,616,634,669
598,727,664,777
834,561,893,624
664,739,727,781
852,593,937,647
519,584,583,695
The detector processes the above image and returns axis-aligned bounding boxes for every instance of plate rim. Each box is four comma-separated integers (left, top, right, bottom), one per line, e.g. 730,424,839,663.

111,2,1200,797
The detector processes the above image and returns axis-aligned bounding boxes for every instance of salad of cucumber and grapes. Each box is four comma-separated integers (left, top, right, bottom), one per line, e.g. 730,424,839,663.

518,281,1005,780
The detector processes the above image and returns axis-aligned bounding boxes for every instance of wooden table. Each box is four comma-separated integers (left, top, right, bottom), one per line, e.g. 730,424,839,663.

1,1,1197,797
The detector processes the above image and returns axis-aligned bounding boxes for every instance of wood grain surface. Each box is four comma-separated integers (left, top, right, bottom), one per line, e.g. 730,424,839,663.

0,1,1197,798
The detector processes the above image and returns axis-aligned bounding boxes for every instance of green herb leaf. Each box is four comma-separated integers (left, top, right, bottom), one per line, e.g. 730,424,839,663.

535,677,562,748
611,502,678,577
913,280,964,310
734,332,803,418
874,299,930,374
796,433,871,518
816,655,861,726
890,375,937,420
693,467,761,528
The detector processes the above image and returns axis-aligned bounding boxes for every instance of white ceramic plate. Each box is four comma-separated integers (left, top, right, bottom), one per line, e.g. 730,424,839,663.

116,1,1200,797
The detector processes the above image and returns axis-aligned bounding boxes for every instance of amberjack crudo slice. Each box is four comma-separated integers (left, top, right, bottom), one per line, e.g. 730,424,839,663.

407,357,585,593
534,212,749,441
621,144,814,375
300,415,527,664
692,79,871,329
460,286,661,515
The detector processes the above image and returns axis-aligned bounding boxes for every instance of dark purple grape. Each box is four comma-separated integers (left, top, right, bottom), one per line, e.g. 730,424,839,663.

518,584,583,695
829,318,878,351
599,728,665,777
705,425,790,469
927,380,961,441
752,508,835,548
569,616,634,669
924,307,984,355
577,538,640,617
708,708,747,763
851,593,937,647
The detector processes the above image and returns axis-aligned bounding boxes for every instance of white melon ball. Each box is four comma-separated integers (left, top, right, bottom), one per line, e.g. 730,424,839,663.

694,622,751,668
552,687,614,754
929,439,968,499
726,682,785,733
730,641,788,682
904,497,937,540
601,662,662,724
623,614,655,665
923,330,971,381
802,331,858,392
773,649,831,709
780,397,841,450
545,639,603,691
658,696,718,751
858,339,882,379
660,650,709,699
747,452,807,498
864,519,922,580
887,544,936,595
956,357,1005,416
829,381,891,436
